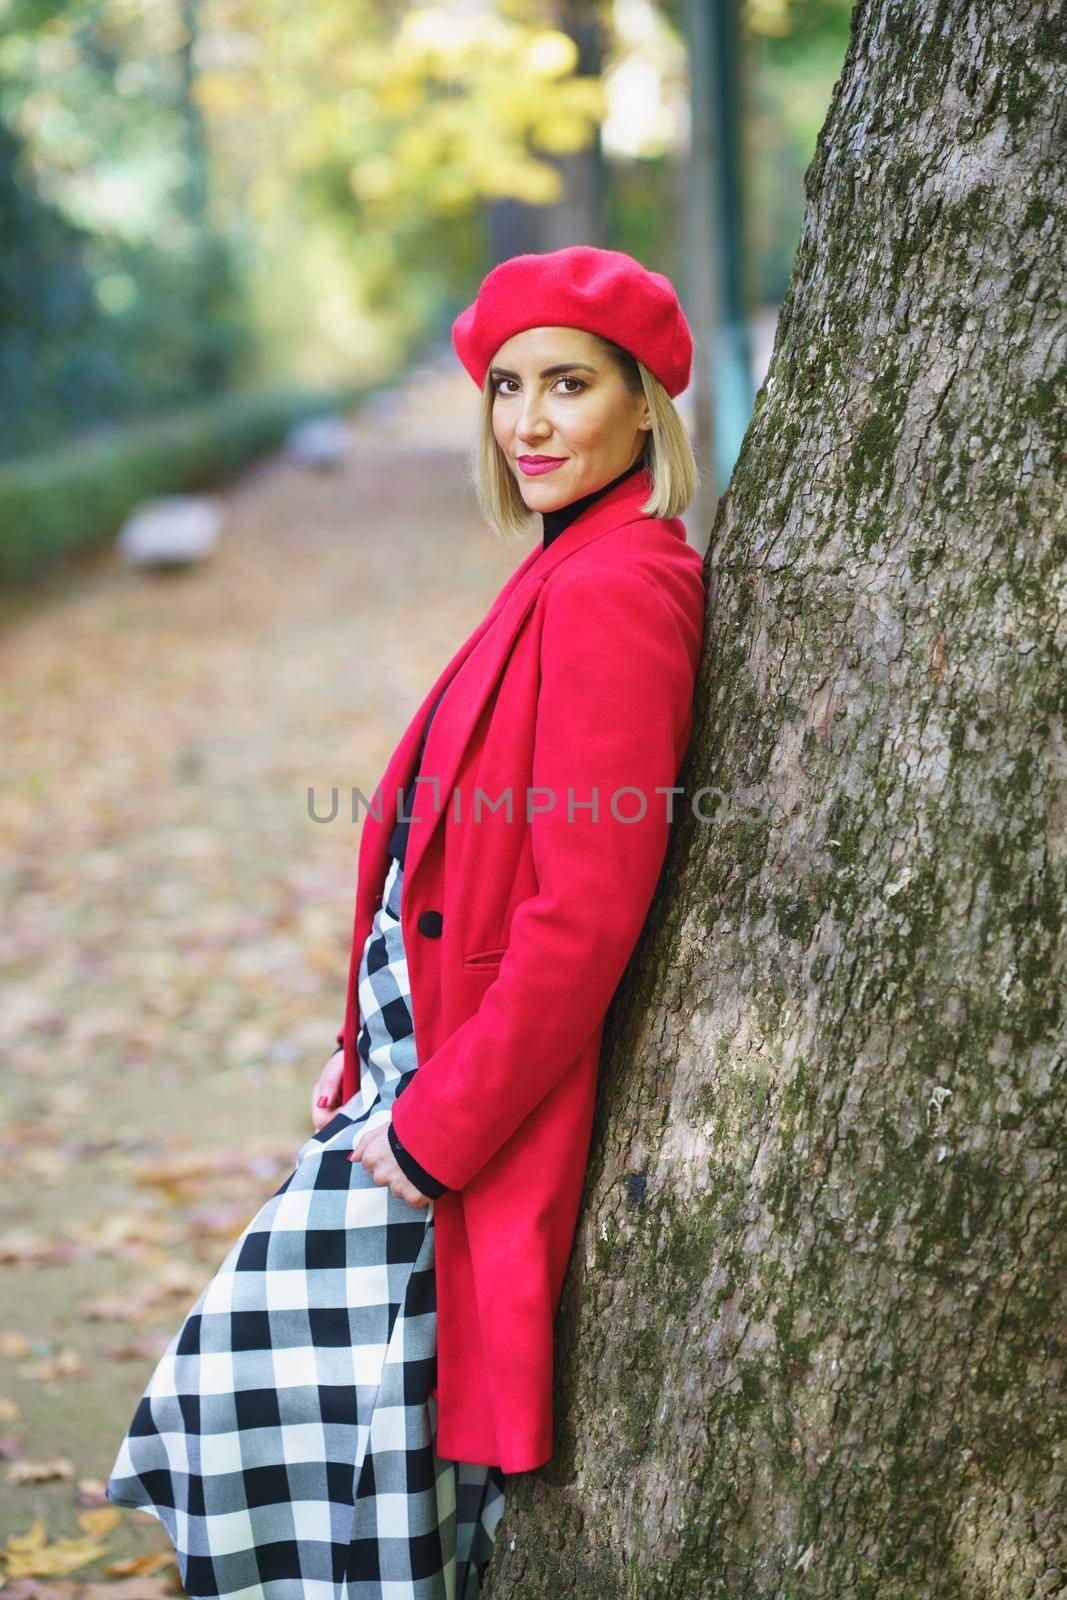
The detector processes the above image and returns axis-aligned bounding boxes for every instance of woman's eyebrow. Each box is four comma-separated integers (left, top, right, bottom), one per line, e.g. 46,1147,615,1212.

489,362,599,379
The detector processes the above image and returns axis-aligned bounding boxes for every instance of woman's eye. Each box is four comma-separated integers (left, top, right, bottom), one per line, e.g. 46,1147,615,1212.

491,376,586,395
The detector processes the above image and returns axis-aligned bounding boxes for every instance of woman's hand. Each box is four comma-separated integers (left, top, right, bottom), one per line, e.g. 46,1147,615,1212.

349,1123,431,1209
310,1048,345,1132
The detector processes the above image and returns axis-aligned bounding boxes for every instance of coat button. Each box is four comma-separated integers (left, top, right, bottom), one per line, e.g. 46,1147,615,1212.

417,910,443,938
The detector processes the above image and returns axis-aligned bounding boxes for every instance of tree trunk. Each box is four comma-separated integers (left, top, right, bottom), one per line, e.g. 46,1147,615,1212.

485,1,1065,1595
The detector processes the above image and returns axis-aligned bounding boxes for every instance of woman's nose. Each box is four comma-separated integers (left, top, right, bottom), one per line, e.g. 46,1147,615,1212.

515,398,550,439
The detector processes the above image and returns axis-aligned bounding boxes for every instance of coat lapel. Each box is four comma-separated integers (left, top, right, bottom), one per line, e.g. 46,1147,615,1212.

361,466,663,893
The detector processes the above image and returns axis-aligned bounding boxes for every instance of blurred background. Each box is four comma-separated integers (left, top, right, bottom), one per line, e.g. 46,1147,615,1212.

0,1,853,1587
1,0,852,567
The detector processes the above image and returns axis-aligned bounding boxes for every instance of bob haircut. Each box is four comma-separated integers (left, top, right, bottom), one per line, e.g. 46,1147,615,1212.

467,333,700,545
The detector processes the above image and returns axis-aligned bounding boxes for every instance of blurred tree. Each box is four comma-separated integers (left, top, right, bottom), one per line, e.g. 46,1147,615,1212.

175,0,243,391
0,116,100,456
486,0,611,259
191,0,606,377
593,0,853,312
741,0,855,299
0,0,247,456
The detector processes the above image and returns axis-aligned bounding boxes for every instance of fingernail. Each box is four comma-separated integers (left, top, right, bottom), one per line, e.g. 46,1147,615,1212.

347,1151,357,1162
317,1095,330,1108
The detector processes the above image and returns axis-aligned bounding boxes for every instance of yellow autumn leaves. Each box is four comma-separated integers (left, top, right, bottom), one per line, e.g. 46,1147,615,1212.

194,2,605,218
2,1507,177,1591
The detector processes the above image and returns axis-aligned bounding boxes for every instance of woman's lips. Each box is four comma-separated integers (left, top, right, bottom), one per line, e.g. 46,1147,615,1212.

518,456,567,476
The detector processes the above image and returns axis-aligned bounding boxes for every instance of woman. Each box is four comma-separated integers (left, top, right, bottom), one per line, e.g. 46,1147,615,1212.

107,245,706,1597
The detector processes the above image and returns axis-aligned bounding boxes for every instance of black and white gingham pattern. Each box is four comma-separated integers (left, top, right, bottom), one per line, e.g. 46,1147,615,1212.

107,853,506,1598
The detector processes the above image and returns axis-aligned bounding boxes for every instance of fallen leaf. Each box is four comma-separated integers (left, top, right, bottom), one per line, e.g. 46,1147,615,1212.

75,1508,121,1536
5,1457,76,1486
64,1215,177,1257
82,1296,149,1325
75,1477,111,1507
79,1579,174,1599
0,1579,78,1598
98,1549,178,1579
4,1512,49,1551
1,1513,115,1579
101,1335,171,1363
0,1233,84,1266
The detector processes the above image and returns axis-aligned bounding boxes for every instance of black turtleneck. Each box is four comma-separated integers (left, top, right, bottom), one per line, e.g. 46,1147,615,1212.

371,449,647,1199
540,452,646,549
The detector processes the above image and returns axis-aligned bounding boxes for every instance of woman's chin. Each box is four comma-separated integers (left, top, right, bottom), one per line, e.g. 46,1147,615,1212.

518,479,573,512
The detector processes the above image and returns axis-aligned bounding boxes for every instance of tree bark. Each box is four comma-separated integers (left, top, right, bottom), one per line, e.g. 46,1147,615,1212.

485,1,1065,1595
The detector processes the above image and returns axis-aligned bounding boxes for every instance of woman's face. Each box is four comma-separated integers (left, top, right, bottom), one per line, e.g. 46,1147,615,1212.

489,326,652,512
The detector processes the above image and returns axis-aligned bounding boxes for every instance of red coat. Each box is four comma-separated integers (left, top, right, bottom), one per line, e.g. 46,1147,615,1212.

338,466,706,1473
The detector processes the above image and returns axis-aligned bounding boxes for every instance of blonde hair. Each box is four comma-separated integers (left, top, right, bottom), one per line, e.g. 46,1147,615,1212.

467,335,700,545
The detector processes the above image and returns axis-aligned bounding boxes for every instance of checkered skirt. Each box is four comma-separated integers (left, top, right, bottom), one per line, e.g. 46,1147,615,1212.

107,852,507,1598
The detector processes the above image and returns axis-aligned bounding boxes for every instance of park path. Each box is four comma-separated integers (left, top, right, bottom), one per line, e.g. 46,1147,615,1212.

0,352,524,1591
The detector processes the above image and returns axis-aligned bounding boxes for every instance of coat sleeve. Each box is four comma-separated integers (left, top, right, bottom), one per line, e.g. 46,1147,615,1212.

388,565,700,1191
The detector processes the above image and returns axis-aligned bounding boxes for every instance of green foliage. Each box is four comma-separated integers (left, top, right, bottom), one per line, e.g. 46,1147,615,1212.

0,385,366,583
0,0,250,458
744,0,857,300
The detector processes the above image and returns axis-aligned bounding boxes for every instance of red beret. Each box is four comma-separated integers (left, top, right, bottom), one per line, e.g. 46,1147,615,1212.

452,245,693,399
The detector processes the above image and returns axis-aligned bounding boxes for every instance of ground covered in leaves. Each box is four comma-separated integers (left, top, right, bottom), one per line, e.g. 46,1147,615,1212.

0,360,517,1596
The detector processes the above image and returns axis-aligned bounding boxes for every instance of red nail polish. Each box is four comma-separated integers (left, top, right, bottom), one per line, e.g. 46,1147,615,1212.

317,1095,330,1108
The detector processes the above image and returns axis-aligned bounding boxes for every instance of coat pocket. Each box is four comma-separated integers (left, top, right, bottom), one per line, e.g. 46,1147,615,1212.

462,946,507,970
